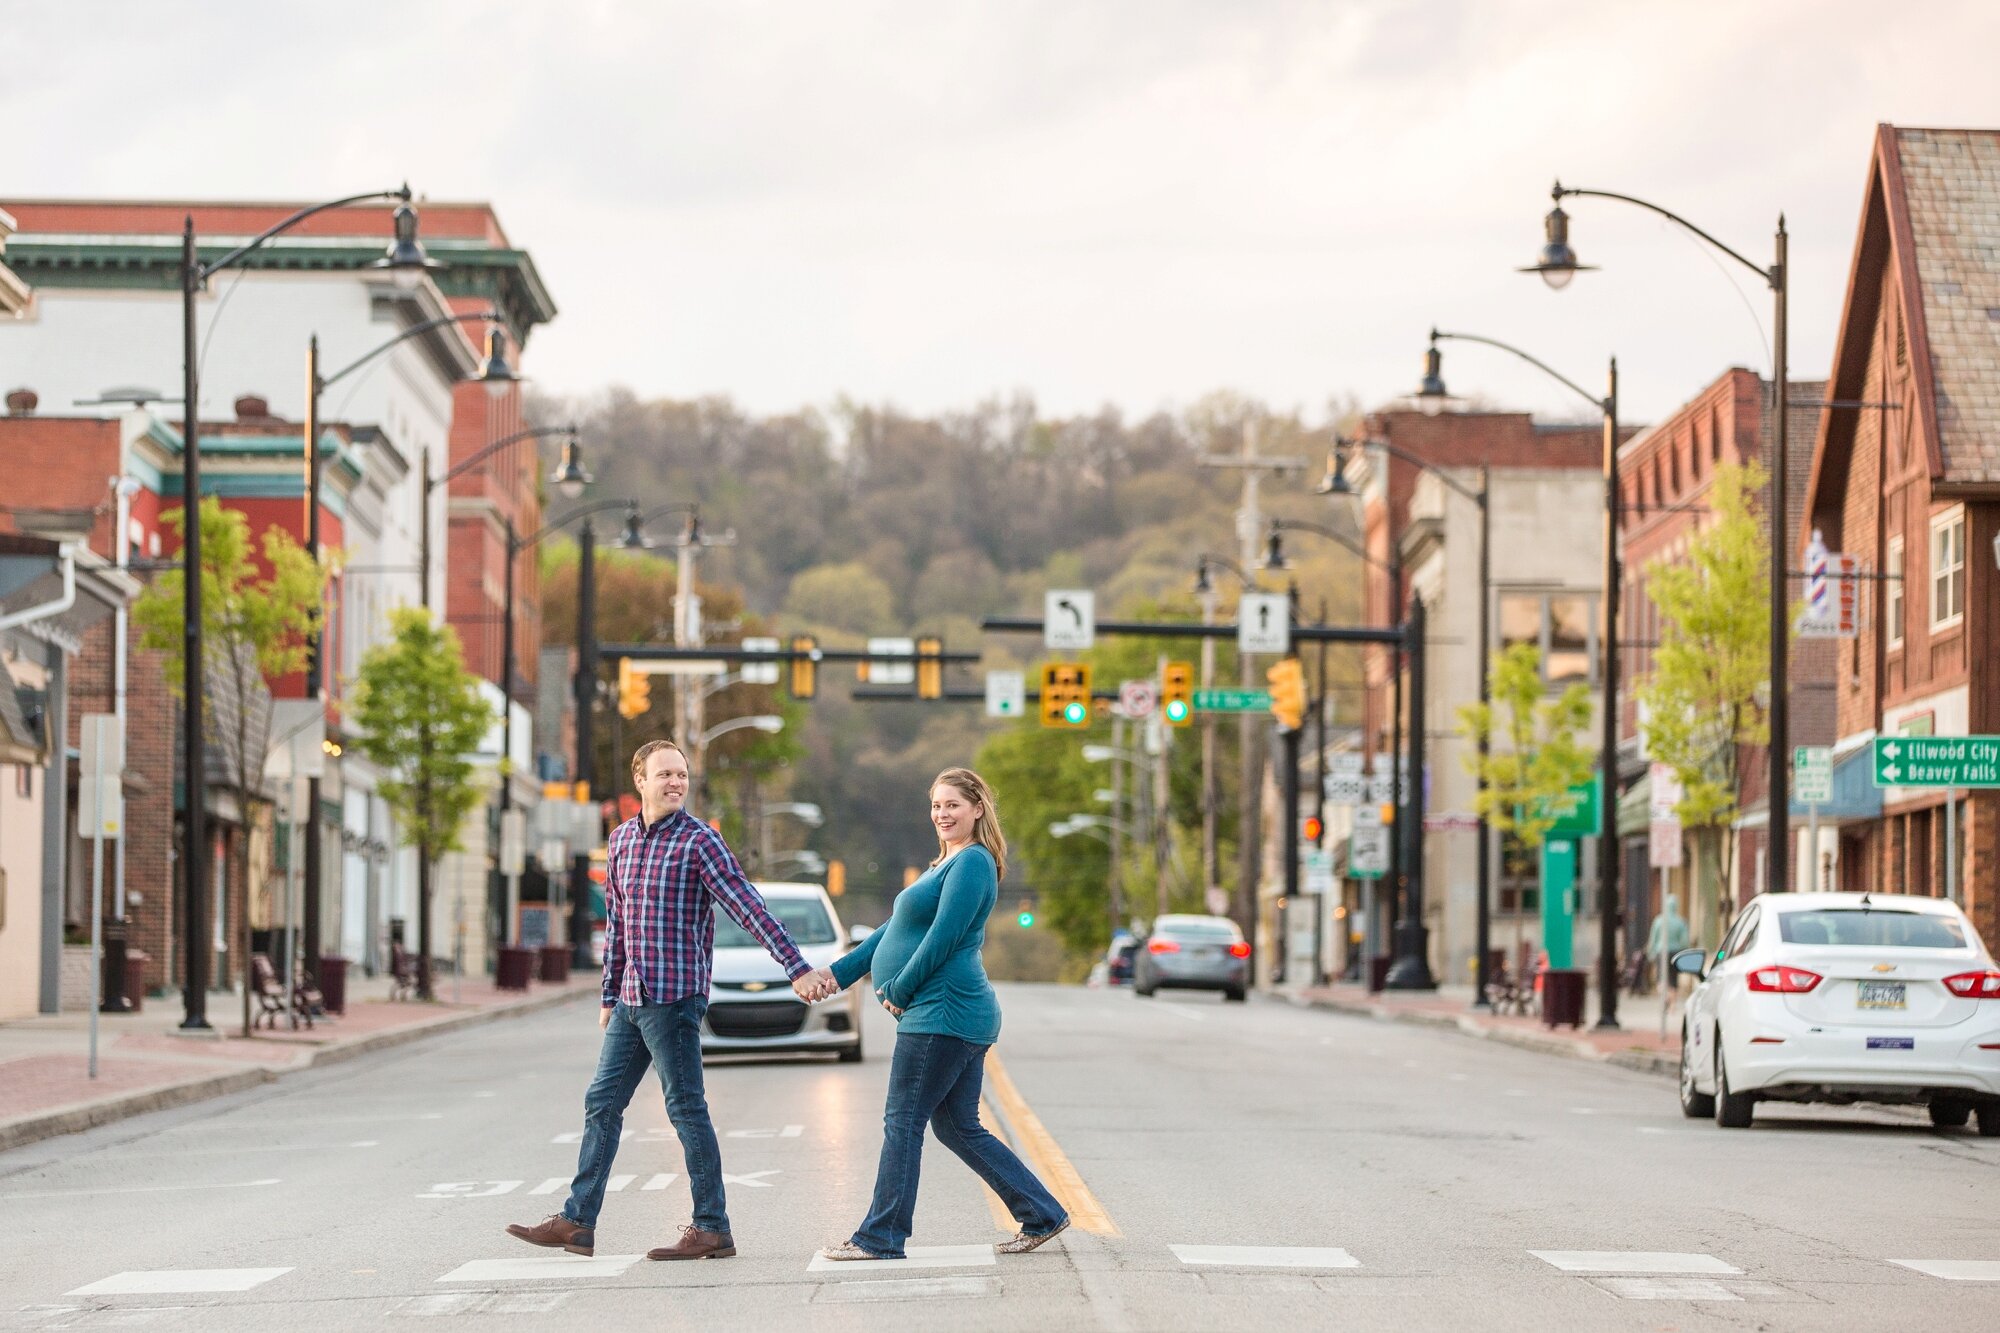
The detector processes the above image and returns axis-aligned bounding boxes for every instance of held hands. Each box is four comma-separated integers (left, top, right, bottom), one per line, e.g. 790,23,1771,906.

792,967,840,1003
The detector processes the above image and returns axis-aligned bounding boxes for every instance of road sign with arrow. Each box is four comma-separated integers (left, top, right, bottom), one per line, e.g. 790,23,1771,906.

1044,589,1095,650
1872,735,2000,788
1237,592,1289,654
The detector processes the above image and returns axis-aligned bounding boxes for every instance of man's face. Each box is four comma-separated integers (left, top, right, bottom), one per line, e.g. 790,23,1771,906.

638,748,690,815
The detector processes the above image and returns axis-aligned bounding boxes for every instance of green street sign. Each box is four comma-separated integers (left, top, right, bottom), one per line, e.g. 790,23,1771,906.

1542,776,1601,838
1195,688,1272,714
1871,735,2000,788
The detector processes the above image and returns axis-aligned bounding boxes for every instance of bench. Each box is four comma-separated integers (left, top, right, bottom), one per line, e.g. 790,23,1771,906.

250,952,314,1031
389,942,421,1002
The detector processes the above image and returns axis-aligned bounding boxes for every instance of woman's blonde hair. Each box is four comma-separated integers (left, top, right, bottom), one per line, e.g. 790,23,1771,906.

930,767,1007,881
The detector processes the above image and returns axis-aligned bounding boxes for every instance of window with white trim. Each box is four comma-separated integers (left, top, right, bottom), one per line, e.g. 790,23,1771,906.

1886,536,1904,648
1930,507,1965,630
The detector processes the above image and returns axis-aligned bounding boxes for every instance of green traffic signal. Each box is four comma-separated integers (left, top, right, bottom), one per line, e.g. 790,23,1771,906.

1062,700,1088,725
1164,698,1189,723
1017,911,1035,928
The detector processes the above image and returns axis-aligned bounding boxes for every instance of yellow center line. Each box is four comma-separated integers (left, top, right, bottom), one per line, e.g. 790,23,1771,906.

982,1050,1119,1237
975,1098,1019,1233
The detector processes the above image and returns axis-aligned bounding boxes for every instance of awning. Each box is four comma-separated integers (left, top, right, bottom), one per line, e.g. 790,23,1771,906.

1616,771,1652,837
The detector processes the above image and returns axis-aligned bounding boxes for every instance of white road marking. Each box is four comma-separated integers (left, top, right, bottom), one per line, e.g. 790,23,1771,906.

67,1269,293,1296
1568,1107,1597,1116
642,1173,679,1190
1891,1259,2000,1281
606,1174,636,1193
807,1245,995,1273
727,1125,804,1138
1171,1245,1360,1269
724,1170,780,1188
820,1276,1002,1302
1532,1251,1740,1275
417,1181,524,1199
1590,1277,1742,1301
472,1091,498,1099
550,1128,677,1145
397,1291,574,1316
1158,1004,1206,1022
530,1178,568,1195
436,1255,642,1282
0,1177,282,1202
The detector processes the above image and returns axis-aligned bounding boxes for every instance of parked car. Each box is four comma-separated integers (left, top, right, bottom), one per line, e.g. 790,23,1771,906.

1133,914,1250,1001
704,882,864,1062
1674,891,2000,1132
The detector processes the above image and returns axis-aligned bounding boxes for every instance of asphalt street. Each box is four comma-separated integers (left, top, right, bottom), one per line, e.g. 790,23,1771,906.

3,983,1997,1331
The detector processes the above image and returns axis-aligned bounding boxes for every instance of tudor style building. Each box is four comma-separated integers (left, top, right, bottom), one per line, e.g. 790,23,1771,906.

1802,124,2000,954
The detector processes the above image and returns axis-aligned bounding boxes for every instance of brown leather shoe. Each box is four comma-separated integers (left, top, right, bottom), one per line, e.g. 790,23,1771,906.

647,1224,737,1260
505,1213,595,1256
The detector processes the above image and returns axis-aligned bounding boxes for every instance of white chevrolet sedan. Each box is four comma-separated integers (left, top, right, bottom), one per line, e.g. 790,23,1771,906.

1675,892,2000,1132
703,882,864,1062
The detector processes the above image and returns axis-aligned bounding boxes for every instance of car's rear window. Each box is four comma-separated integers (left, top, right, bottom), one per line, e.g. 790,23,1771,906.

1777,909,1969,949
1161,920,1240,941
716,898,837,947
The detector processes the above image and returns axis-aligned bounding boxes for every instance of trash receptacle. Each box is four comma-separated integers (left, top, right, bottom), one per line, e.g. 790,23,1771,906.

1541,967,1586,1028
99,931,132,1013
1368,956,1392,993
124,950,148,1013
496,946,535,991
318,955,350,1014
538,945,570,983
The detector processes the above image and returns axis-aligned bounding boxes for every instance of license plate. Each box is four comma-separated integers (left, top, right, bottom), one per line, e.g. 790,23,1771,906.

1866,1036,1915,1050
1856,981,1906,1010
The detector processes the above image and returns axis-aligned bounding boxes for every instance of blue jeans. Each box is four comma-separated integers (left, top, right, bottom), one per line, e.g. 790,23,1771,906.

563,998,728,1234
852,1032,1068,1257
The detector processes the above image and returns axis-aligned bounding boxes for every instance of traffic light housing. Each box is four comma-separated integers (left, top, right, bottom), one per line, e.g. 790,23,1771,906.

789,635,817,699
916,636,943,700
1039,663,1092,728
1161,660,1194,727
1266,657,1306,732
617,658,651,719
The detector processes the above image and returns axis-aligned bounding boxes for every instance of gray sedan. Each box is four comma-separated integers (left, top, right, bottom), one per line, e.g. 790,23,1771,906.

1133,914,1250,1001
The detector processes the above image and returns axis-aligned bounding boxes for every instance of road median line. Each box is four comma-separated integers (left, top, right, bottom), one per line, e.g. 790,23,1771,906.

982,1051,1118,1237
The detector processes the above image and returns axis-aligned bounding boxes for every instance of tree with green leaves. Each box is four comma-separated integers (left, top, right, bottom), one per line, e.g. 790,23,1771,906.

350,609,495,1000
1636,461,1770,948
133,497,327,1036
1457,641,1597,849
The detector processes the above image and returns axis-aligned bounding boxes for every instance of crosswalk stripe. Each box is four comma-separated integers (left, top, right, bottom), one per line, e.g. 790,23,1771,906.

1171,1245,1360,1270
806,1245,995,1273
1890,1259,2000,1281
1531,1251,1739,1275
67,1269,293,1296
436,1255,642,1282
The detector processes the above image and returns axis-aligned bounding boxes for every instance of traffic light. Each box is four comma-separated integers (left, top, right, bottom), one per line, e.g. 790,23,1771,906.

789,635,817,699
1039,662,1092,728
1016,899,1035,929
826,859,846,898
916,636,943,700
617,658,651,719
1266,657,1306,732
1161,660,1194,727
1300,814,1324,845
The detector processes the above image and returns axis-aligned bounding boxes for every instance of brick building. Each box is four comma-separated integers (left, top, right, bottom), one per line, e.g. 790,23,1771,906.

1802,124,2000,955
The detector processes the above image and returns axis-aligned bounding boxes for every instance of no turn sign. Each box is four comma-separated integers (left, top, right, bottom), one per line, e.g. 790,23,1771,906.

1117,680,1157,719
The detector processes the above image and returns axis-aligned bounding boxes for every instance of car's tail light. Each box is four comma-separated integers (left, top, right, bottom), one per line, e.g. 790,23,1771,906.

1745,965,1822,993
1227,942,1251,959
1942,969,2000,998
1147,939,1180,955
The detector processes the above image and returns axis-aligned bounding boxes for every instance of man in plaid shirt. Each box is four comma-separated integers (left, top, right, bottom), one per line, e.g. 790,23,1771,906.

507,738,834,1261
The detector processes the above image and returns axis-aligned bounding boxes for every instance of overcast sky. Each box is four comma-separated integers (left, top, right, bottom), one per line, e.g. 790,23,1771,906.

8,1,1996,428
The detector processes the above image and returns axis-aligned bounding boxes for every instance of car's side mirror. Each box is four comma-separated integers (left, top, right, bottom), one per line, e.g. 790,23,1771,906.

1670,947,1707,979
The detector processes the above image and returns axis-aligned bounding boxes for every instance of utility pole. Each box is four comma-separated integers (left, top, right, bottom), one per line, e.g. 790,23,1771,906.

1109,711,1126,934
1199,421,1305,943
1199,576,1219,910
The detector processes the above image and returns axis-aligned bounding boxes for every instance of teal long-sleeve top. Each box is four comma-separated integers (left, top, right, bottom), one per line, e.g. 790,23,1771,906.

830,844,1001,1044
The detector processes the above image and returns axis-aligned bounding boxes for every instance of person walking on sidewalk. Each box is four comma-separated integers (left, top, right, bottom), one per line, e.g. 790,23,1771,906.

506,738,831,1262
808,767,1069,1261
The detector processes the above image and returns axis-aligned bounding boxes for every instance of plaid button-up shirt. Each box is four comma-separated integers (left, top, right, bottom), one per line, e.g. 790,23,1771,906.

601,808,809,1007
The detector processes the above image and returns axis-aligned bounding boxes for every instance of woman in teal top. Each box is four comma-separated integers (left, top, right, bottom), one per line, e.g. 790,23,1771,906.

809,767,1069,1261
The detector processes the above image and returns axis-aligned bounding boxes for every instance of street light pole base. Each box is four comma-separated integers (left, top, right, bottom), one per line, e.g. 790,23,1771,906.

1382,924,1435,990
1593,1015,1622,1031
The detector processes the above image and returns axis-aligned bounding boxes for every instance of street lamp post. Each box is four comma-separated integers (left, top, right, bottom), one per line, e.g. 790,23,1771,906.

420,424,586,613
177,186,432,1031
298,314,516,980
618,504,735,794
1193,554,1263,917
1525,181,1790,903
1417,329,1620,1027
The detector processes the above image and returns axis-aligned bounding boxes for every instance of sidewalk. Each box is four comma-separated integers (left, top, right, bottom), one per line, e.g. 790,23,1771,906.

0,969,597,1153
1289,979,1687,1079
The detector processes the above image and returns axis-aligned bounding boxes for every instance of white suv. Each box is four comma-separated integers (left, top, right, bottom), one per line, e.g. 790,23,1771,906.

703,883,864,1062
1674,891,2000,1131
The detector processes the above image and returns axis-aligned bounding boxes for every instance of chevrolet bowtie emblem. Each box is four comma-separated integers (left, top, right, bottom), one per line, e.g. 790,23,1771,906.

1871,963,1897,973
743,981,768,992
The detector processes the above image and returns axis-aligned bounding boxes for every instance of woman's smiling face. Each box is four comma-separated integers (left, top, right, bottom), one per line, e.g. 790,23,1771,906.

930,783,981,844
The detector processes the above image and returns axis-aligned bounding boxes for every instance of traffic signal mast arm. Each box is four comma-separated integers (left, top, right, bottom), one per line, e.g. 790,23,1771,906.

979,615,1402,646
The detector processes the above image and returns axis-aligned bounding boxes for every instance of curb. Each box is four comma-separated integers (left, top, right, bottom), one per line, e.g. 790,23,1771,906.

1293,992,1683,1079
0,982,594,1155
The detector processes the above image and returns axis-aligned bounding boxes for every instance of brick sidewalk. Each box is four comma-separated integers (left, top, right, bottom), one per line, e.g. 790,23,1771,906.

0,971,597,1152
1292,980,1687,1077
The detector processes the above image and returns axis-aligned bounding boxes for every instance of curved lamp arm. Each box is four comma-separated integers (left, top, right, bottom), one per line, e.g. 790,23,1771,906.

1429,329,1605,417
1553,183,1773,286
200,185,413,280
432,424,578,491
321,311,504,390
